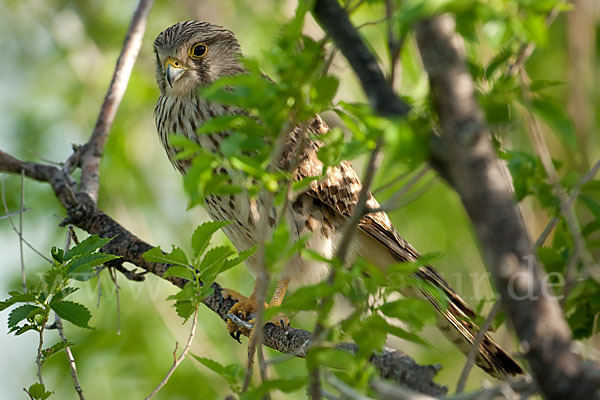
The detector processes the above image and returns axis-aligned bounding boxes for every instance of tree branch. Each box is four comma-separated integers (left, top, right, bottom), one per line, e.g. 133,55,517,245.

0,150,446,397
78,0,154,202
414,14,599,400
311,0,599,398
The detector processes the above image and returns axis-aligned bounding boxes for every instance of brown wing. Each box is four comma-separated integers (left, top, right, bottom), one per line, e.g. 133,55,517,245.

282,116,522,379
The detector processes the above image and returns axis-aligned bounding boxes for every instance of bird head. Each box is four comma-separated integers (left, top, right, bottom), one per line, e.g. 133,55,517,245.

153,21,243,96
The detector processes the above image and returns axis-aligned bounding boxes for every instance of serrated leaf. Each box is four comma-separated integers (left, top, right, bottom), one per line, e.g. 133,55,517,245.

191,221,231,258
67,253,120,281
167,281,195,302
220,247,256,273
199,246,236,284
41,341,74,364
0,292,36,311
14,324,35,335
378,298,437,331
163,265,195,281
50,287,78,304
580,195,600,222
143,246,189,267
8,304,41,329
27,383,52,400
531,97,577,149
174,300,196,321
192,354,242,391
310,75,339,109
64,235,114,261
51,301,92,329
51,247,64,263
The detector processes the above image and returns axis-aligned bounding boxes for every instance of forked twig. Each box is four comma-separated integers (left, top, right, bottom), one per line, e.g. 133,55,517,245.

145,307,198,400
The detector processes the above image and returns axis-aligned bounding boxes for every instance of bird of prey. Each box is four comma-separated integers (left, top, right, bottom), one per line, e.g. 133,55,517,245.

153,20,523,379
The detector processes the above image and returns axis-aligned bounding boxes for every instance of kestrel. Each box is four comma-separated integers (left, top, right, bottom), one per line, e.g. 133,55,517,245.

153,21,523,379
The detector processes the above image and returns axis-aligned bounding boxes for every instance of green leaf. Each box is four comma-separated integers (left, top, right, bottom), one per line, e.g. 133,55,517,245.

531,97,577,149
174,300,196,321
530,80,564,92
50,247,64,263
64,235,113,261
51,301,92,329
308,347,358,370
50,287,78,304
310,75,339,109
143,246,189,267
14,324,35,336
67,253,120,281
199,246,236,284
192,354,242,392
8,304,41,329
580,195,600,222
221,247,256,272
41,341,74,364
27,383,52,400
191,221,231,258
163,265,195,281
0,292,36,311
378,298,437,331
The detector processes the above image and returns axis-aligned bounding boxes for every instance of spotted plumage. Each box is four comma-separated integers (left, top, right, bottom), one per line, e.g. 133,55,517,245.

153,20,523,379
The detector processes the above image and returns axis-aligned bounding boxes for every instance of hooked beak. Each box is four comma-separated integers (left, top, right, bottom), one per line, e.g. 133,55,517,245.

165,57,186,88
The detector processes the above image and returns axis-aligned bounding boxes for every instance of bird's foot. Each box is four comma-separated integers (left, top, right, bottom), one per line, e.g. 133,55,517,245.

223,289,290,343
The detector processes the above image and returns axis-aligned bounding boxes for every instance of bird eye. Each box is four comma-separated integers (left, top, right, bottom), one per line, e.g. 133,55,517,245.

189,43,207,59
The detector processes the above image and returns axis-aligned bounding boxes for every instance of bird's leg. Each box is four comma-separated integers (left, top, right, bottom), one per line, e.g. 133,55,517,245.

266,278,290,325
224,278,291,343
224,282,261,342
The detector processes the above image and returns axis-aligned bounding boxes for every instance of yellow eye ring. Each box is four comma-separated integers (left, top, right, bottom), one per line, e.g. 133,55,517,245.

189,42,207,59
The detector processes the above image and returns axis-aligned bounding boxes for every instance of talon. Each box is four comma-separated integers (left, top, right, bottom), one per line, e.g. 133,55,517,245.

230,331,242,343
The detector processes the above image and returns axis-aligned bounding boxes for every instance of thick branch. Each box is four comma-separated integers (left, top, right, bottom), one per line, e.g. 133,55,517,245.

79,0,154,202
311,1,599,398
0,151,446,397
414,15,599,400
313,0,410,117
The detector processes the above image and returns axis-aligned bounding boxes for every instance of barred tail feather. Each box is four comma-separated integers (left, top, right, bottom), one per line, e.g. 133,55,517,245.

411,267,523,379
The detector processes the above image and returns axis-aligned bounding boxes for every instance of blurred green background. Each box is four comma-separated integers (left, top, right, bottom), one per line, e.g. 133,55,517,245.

0,0,598,398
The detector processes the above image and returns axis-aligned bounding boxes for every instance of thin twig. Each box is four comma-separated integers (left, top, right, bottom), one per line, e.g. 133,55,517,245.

1,175,51,263
345,0,367,14
243,121,293,391
371,378,437,400
79,0,154,202
504,6,563,78
355,17,389,30
534,216,559,248
448,377,535,400
108,267,121,335
373,169,413,195
36,315,48,385
534,158,600,248
335,137,384,263
19,169,26,291
55,316,85,400
145,307,198,400
519,72,597,304
59,227,86,399
324,371,371,400
368,165,431,213
0,207,30,221
455,301,503,394
308,137,384,400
